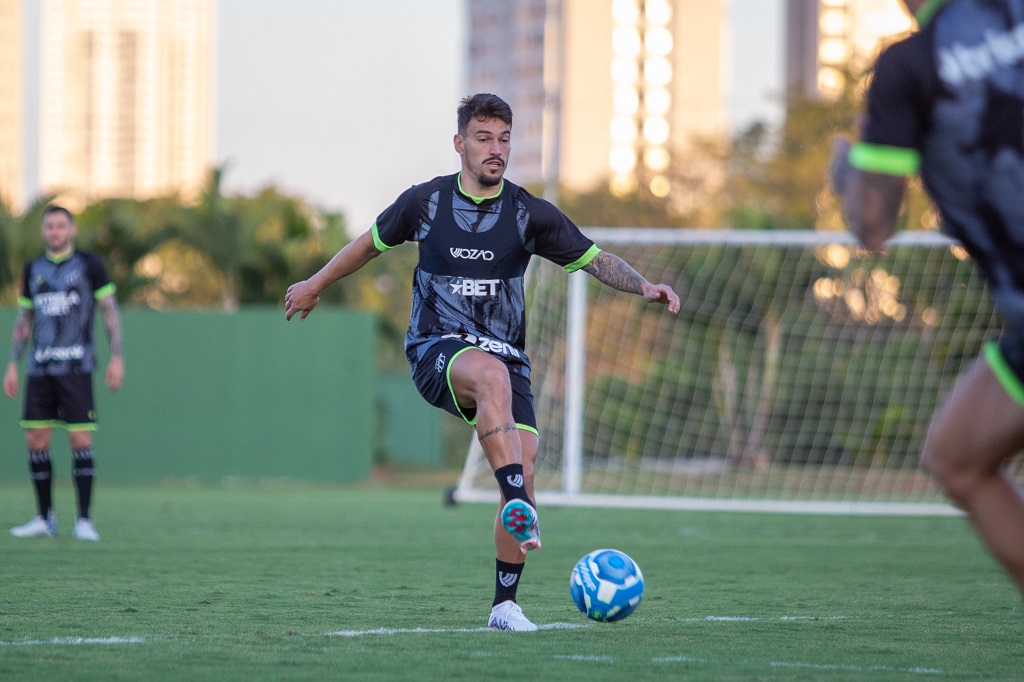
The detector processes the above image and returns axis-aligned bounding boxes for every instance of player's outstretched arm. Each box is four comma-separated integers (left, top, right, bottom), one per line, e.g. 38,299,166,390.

3,308,32,399
582,251,680,314
285,229,381,321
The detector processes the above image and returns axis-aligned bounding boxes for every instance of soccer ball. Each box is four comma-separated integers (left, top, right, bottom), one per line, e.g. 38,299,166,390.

569,549,644,622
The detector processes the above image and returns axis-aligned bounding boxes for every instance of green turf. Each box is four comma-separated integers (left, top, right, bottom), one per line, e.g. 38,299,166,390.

0,480,1020,681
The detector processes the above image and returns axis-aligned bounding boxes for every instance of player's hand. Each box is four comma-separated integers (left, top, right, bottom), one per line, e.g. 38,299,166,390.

3,363,19,399
105,356,124,392
643,283,680,315
285,280,320,321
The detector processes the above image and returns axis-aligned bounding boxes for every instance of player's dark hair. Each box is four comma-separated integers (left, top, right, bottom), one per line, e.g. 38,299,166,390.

42,204,75,224
457,94,513,135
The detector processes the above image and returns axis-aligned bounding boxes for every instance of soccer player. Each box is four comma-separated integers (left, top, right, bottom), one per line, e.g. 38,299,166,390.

830,0,1024,593
286,93,680,630
4,205,125,542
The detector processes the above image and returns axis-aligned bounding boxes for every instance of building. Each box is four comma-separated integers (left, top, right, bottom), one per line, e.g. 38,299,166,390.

39,0,215,207
466,0,726,201
786,0,913,100
0,0,21,209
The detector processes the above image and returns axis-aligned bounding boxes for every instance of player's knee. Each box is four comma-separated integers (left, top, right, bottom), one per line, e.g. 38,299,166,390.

69,433,93,450
921,426,981,503
25,431,49,451
475,362,512,404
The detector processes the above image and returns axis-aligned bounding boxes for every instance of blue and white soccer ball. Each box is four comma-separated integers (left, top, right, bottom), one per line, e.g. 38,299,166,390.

569,549,644,622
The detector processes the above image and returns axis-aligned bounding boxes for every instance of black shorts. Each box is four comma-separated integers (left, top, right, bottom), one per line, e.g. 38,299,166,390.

410,338,537,433
21,373,97,431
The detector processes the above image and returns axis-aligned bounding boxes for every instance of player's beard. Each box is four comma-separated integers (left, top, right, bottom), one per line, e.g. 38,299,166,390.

477,173,501,187
45,235,73,254
475,156,505,187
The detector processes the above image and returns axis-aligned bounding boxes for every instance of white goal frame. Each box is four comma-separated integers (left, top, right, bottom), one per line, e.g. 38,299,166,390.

452,228,1015,516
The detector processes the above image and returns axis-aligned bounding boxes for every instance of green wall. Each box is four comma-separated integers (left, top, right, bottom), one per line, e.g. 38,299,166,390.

0,309,377,482
377,374,442,467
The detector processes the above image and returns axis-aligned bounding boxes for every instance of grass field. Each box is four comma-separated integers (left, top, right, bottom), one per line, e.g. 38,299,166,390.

0,477,1020,681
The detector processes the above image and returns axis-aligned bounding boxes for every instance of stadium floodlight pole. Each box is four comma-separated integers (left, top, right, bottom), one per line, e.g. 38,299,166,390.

563,270,587,496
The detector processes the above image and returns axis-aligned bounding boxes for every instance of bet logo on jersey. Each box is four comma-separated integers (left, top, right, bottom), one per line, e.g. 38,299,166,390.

450,278,500,296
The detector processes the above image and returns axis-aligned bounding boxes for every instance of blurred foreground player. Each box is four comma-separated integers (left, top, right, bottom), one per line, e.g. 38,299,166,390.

831,0,1024,593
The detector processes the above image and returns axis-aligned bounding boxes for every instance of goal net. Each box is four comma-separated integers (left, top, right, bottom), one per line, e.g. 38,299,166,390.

452,228,1023,515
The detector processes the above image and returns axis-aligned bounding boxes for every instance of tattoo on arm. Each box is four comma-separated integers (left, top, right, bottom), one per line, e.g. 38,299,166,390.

8,309,32,365
478,422,517,442
581,251,648,295
98,297,124,358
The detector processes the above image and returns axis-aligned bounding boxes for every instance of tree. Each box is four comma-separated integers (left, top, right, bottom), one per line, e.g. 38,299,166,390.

158,166,348,310
0,196,55,304
76,197,182,305
714,70,932,233
554,182,690,229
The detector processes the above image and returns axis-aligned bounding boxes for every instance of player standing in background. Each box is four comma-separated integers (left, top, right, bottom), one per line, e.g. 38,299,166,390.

4,205,125,542
286,93,680,630
830,0,1024,593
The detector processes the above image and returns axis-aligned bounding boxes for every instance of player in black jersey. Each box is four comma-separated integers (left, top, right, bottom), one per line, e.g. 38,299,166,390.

286,93,679,630
4,206,125,542
831,0,1024,593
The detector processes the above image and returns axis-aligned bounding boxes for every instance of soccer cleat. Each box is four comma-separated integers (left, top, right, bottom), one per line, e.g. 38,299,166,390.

72,518,100,541
501,499,541,553
487,600,538,632
10,512,57,538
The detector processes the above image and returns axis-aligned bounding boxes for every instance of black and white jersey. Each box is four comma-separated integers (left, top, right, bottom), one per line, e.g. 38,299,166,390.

19,251,115,377
372,173,599,375
850,0,1024,328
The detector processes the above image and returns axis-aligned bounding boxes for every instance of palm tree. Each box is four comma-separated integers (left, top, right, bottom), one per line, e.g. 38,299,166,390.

166,165,349,310
76,197,181,304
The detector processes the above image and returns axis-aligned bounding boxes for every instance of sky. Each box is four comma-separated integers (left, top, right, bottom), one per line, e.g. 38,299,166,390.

21,0,784,233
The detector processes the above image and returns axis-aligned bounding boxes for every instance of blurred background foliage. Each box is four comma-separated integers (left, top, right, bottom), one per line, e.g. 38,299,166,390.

1,82,937,376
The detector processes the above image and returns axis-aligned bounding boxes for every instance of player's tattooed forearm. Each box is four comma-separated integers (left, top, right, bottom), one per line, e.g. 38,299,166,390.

582,252,646,295
99,298,124,357
8,337,27,364
8,310,32,364
479,422,517,442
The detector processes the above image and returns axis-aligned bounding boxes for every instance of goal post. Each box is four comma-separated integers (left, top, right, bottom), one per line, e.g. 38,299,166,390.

452,228,1019,515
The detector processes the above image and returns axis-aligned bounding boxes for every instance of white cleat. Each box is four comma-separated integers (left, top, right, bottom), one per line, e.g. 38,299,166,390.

500,499,541,554
72,518,100,541
11,512,57,538
487,600,538,631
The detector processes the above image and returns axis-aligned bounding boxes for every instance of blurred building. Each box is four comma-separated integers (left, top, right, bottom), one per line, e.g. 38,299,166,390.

40,0,215,208
466,0,726,201
786,0,912,100
0,0,21,210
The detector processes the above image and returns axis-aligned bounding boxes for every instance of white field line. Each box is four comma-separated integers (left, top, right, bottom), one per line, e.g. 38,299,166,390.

326,622,585,637
0,629,969,675
327,614,848,637
0,637,147,646
654,656,952,676
686,615,849,622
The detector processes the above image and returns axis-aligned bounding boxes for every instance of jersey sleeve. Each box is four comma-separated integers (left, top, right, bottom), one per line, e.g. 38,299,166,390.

84,253,116,299
523,194,600,272
371,183,428,252
850,37,930,176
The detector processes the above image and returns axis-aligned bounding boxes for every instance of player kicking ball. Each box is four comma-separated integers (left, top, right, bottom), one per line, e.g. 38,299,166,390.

286,94,679,630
